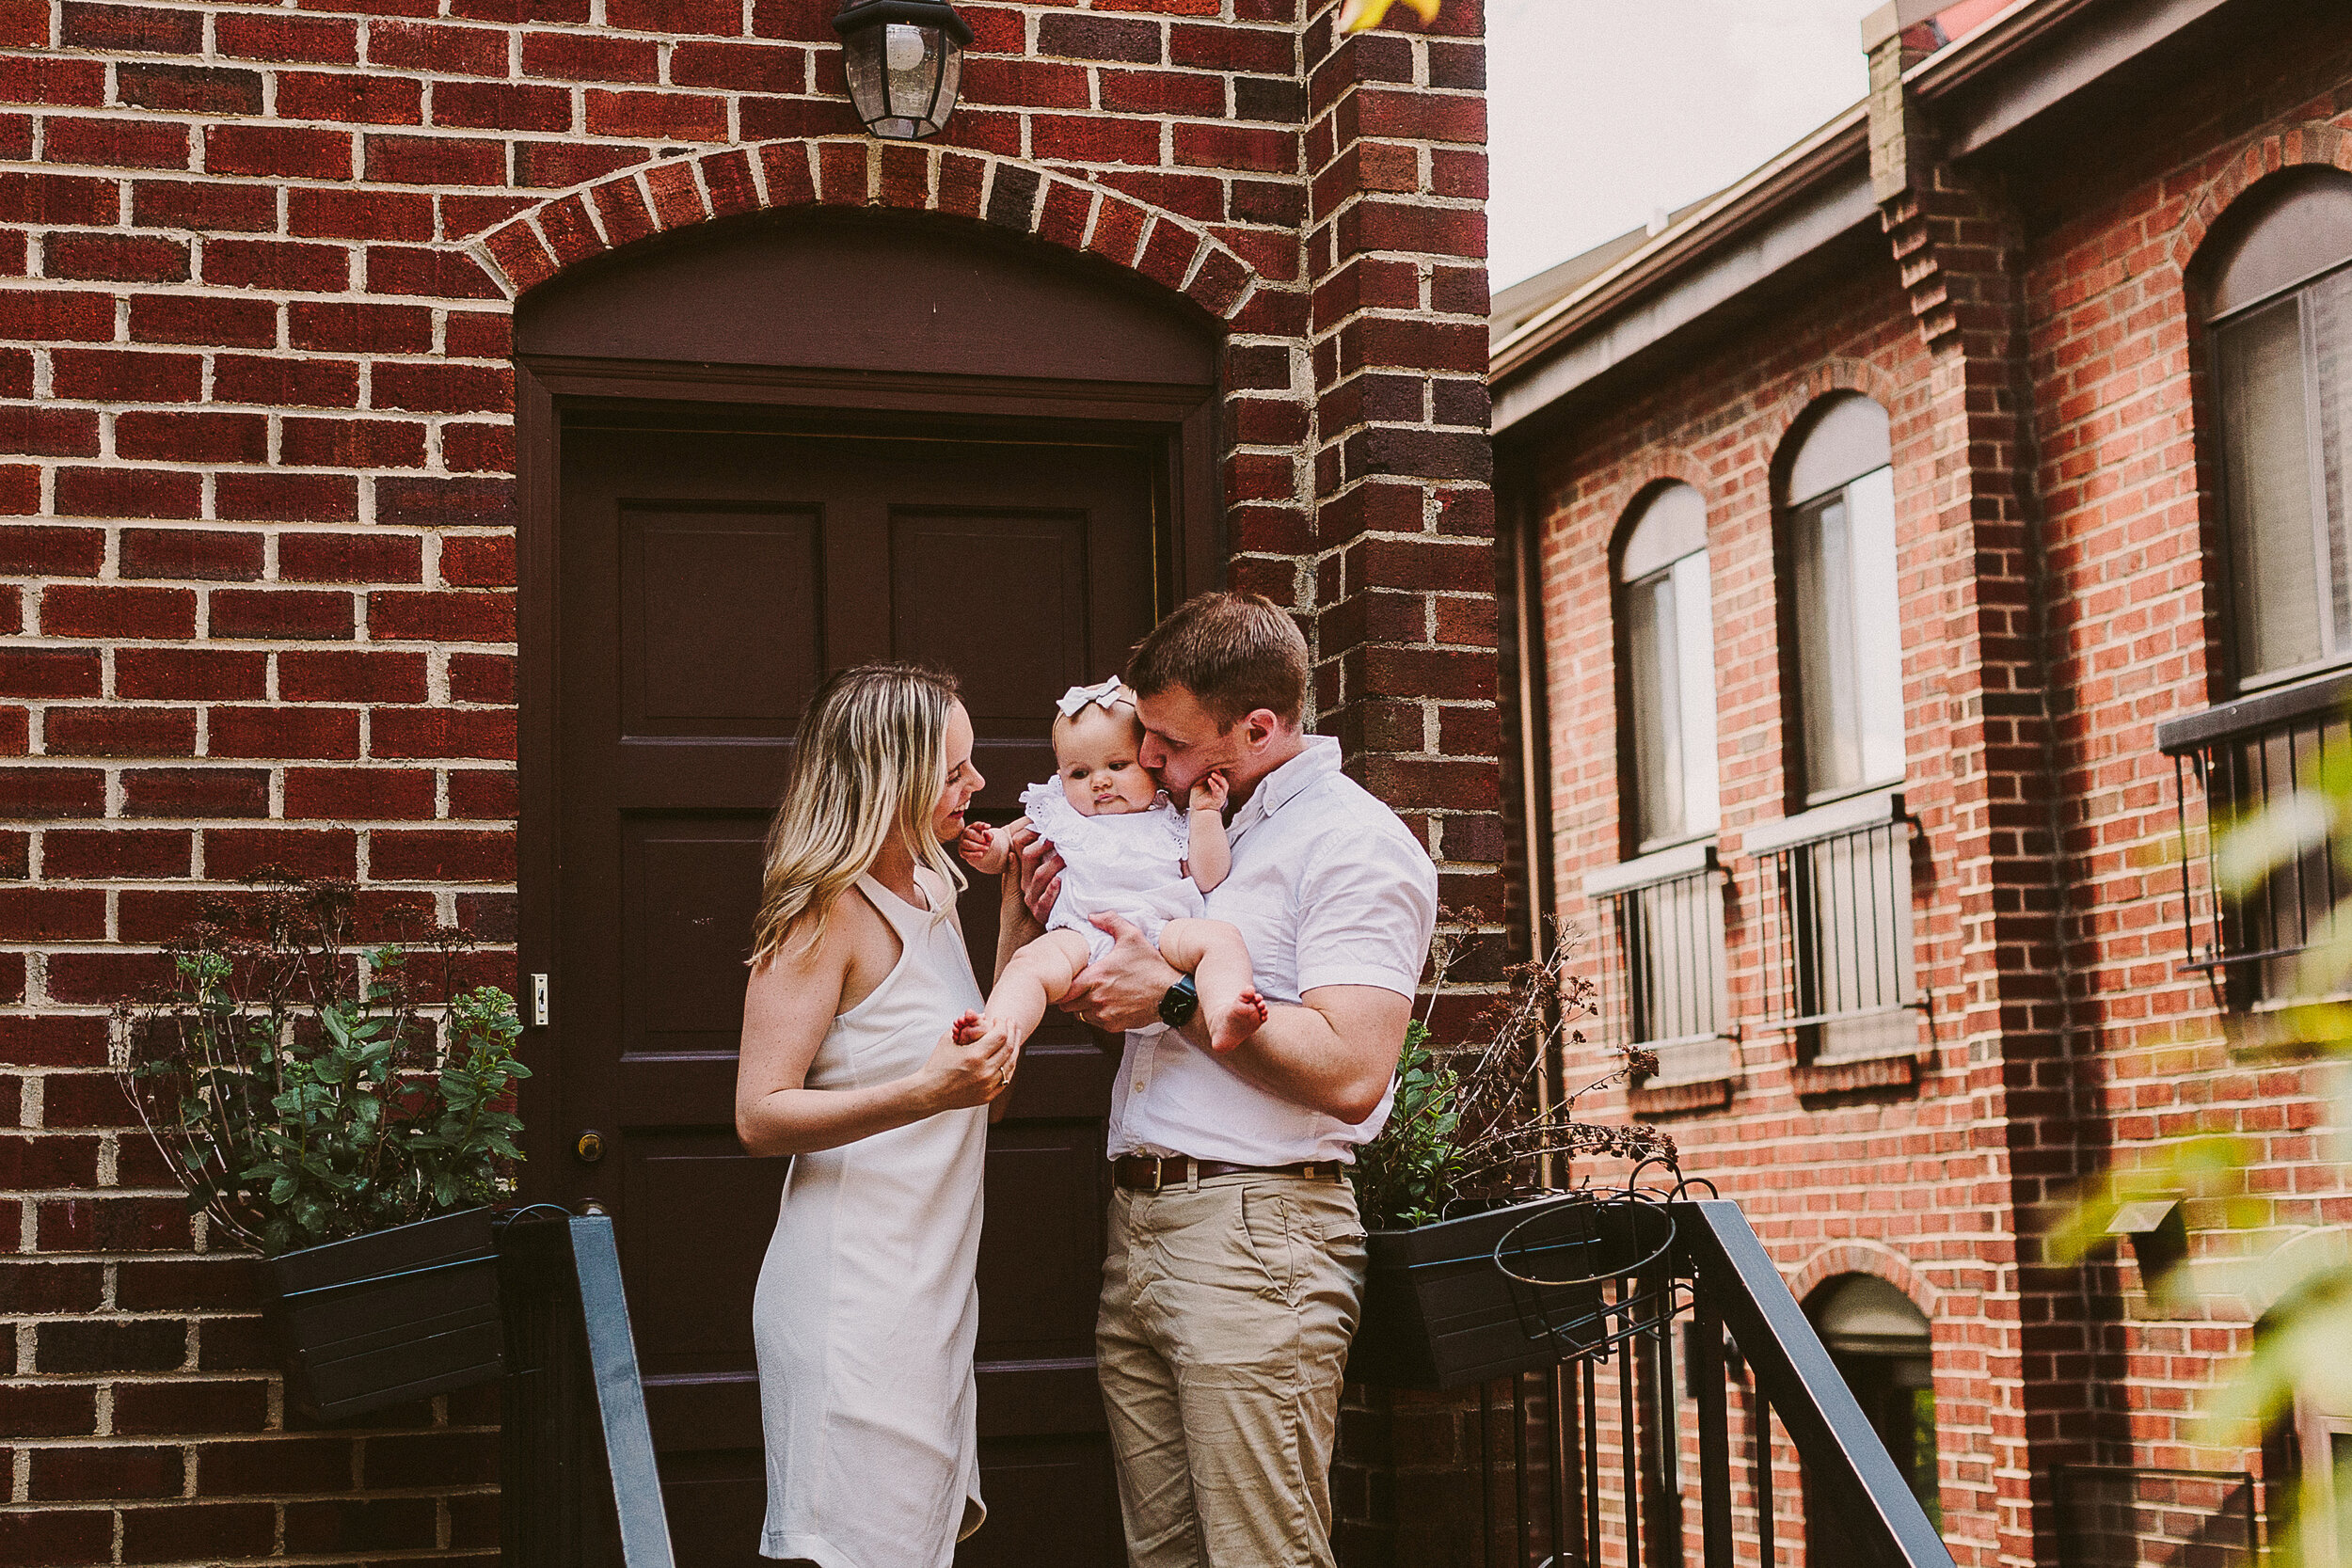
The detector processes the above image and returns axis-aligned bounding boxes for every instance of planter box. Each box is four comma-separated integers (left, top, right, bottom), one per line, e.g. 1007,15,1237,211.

1347,1196,1659,1392
260,1207,504,1422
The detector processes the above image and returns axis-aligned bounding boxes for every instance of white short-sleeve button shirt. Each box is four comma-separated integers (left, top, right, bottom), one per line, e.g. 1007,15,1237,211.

1104,735,1438,1165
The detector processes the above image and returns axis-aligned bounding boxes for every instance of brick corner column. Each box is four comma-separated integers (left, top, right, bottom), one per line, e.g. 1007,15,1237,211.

1300,0,1499,1560
1302,0,1499,1008
1867,36,2100,1568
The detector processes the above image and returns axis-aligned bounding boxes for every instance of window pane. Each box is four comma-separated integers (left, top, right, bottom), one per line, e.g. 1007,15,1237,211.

2311,267,2352,651
1627,571,1683,844
1794,495,1863,793
2332,1432,2352,1563
1804,823,1917,1062
1624,870,1728,1075
1910,1385,1942,1530
2219,295,2325,677
1847,467,1904,784
1671,552,1721,835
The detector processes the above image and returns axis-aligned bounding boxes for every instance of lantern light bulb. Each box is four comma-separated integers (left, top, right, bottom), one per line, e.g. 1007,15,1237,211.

883,23,925,71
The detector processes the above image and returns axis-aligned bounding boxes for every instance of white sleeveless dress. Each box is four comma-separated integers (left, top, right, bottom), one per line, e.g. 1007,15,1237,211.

753,873,990,1566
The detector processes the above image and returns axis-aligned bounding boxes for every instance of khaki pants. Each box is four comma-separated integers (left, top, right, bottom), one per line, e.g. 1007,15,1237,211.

1096,1173,1369,1568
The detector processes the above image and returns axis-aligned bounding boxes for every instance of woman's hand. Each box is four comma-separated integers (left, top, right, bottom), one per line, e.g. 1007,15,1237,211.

919,1010,1018,1112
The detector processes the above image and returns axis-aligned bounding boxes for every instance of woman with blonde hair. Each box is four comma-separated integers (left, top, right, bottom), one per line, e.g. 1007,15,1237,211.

736,662,1017,1567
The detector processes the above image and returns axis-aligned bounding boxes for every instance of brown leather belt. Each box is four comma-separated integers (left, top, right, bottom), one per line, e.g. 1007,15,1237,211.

1112,1154,1342,1191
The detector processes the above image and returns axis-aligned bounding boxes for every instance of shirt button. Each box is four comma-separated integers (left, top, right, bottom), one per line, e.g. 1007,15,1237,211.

1132,1079,1145,1092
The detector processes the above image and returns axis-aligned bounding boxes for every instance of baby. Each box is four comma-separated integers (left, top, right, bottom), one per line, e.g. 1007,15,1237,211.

960,677,1267,1054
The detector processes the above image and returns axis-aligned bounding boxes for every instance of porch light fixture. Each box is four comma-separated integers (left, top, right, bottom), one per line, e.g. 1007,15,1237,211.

834,0,972,142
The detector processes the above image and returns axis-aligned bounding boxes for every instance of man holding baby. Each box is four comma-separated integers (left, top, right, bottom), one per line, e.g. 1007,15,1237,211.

999,592,1438,1568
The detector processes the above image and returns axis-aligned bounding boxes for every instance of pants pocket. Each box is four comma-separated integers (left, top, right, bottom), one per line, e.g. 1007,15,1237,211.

1237,1188,1298,1305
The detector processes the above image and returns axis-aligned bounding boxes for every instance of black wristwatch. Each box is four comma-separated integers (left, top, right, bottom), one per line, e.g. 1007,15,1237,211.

1157,975,1200,1030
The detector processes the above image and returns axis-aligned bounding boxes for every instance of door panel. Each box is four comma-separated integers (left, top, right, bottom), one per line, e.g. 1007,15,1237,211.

620,507,818,736
622,818,768,1056
555,418,1154,1567
892,509,1090,734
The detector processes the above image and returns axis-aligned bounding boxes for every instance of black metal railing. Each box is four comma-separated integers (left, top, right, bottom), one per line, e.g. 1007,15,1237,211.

1752,813,1923,1059
1592,853,1734,1085
498,1210,676,1568
2157,670,2352,1000
1473,1196,1956,1568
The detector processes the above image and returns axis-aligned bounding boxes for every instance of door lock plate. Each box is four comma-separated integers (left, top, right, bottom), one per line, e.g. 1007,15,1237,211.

575,1130,605,1164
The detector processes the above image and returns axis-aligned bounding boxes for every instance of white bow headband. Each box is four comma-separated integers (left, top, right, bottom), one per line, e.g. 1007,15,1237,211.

1057,676,1129,718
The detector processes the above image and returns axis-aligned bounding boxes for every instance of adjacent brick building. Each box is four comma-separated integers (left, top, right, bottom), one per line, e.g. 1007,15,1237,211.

0,0,1497,1560
1494,0,2352,1563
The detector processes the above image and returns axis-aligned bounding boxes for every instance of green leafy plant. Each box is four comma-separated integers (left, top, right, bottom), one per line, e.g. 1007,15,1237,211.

115,878,530,1257
2054,736,2352,1566
1350,915,1677,1230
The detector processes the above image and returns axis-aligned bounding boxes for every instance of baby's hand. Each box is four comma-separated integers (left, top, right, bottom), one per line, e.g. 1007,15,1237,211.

1189,770,1230,813
959,820,1008,873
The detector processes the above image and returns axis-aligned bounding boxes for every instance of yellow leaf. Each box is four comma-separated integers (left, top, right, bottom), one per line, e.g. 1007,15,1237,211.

1339,0,1442,33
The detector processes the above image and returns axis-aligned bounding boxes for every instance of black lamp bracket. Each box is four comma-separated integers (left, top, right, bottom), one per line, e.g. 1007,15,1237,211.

833,0,975,46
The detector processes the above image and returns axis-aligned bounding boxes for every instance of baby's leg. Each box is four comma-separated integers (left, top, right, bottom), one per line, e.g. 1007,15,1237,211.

1156,918,1267,1054
981,929,1095,1050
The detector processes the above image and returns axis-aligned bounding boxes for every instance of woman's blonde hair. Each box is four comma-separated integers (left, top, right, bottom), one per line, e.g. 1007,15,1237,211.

749,662,966,968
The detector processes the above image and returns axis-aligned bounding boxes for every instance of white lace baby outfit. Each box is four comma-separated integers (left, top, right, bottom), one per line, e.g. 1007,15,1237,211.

1020,778,1202,964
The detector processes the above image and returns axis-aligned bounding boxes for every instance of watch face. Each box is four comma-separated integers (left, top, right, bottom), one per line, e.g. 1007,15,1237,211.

1159,982,1199,1027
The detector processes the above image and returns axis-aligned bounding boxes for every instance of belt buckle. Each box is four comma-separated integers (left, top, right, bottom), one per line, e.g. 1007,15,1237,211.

1148,1157,1167,1193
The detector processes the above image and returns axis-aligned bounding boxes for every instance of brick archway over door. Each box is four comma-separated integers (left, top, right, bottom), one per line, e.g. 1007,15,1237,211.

471,137,1278,332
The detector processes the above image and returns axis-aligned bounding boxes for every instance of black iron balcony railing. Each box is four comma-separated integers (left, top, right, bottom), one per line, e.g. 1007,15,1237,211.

1746,792,1923,1061
2156,669,2352,1001
1473,1196,1957,1568
1585,844,1734,1085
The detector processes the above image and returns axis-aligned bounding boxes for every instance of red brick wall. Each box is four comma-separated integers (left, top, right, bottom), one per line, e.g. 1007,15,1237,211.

0,0,1489,1558
1523,14,2352,1568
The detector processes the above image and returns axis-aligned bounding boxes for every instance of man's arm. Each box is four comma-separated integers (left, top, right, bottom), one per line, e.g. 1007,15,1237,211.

1063,913,1406,1123
1223,984,1406,1122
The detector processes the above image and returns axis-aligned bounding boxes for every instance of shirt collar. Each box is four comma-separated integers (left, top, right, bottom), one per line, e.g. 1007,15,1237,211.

1231,735,1341,836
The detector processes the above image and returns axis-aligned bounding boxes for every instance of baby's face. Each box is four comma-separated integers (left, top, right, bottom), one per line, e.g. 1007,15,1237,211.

1054,707,1160,816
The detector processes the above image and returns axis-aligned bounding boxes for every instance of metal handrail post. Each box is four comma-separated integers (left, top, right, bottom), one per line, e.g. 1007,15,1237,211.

568,1216,677,1568
1673,1199,1955,1568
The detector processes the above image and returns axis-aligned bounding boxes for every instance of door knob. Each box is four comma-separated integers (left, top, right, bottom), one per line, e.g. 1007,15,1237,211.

575,1130,606,1164
580,1199,610,1218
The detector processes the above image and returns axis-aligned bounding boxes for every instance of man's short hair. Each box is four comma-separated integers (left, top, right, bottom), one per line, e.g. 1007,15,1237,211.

1126,592,1309,730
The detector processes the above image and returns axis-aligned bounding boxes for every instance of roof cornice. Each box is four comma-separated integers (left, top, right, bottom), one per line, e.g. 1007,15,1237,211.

1487,103,1868,385
1489,0,2250,417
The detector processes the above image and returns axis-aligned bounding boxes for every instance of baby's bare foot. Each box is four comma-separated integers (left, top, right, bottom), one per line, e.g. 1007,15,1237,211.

1208,989,1269,1053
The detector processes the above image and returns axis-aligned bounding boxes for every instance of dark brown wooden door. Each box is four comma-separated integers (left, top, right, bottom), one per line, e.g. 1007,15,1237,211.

553,415,1152,1567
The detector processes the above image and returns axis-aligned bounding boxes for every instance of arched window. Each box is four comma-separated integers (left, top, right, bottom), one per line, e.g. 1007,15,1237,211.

1806,1275,1941,1553
1756,395,1918,1067
1594,483,1731,1086
1619,482,1720,848
2202,168,2352,688
1784,395,1902,800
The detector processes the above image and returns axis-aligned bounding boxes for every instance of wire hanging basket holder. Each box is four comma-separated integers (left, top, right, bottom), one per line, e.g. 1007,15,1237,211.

1490,1166,1711,1367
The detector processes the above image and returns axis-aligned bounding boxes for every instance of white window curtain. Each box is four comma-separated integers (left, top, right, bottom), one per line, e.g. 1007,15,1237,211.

1619,483,1720,848
1786,396,1902,800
